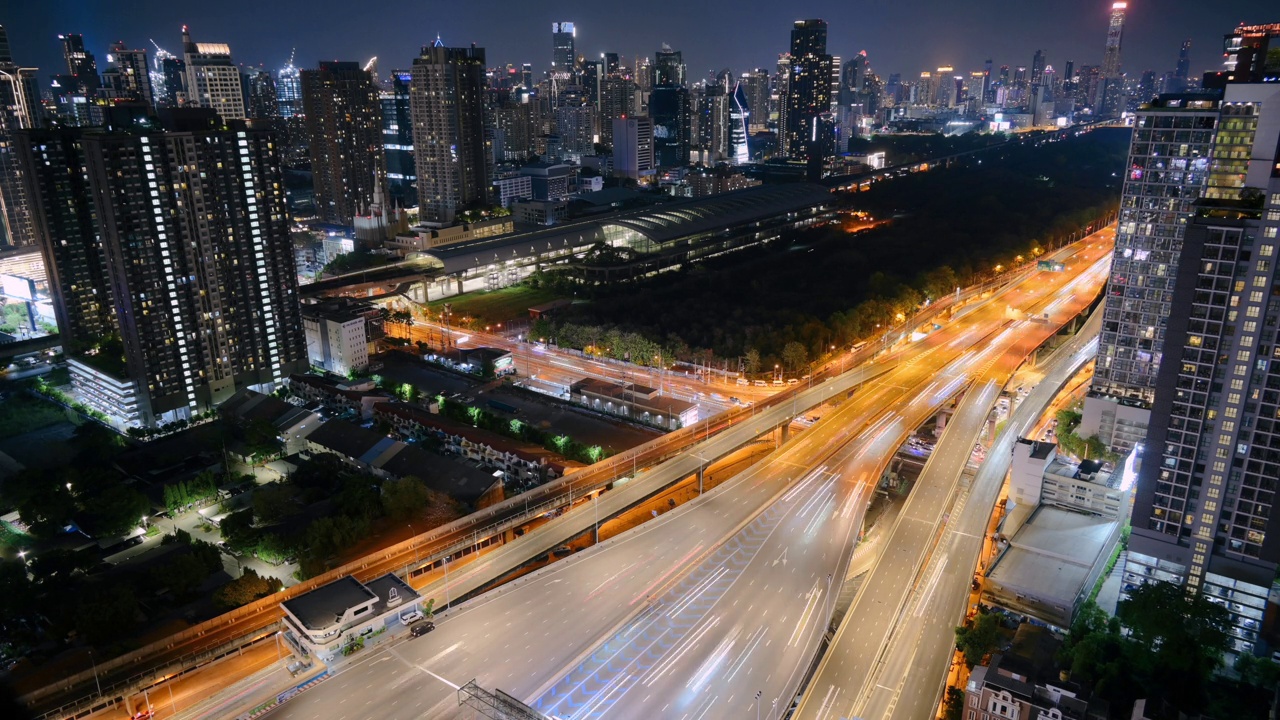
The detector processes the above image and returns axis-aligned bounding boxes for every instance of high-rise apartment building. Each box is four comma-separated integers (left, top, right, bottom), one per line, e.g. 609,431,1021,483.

181,26,245,119
382,70,416,208
783,19,834,161
16,109,306,427
59,33,99,92
554,103,596,156
0,24,39,248
741,69,771,131
599,75,637,145
409,43,490,225
302,61,385,225
1080,92,1222,453
612,115,653,180
245,69,278,119
552,22,576,76
159,56,185,106
1124,82,1280,653
106,41,153,106
1217,23,1280,85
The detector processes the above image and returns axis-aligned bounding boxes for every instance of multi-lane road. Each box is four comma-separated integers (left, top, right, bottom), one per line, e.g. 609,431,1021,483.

266,229,1114,720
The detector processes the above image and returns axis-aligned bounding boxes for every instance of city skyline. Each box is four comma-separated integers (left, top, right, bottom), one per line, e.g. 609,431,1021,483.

7,1,1276,86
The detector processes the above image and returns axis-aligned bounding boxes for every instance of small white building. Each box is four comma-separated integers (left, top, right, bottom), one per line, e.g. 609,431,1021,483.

281,574,423,663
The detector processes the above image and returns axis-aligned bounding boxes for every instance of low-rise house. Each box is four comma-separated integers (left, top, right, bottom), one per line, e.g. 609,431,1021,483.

569,377,698,429
965,624,1108,720
374,402,570,483
281,573,423,663
288,374,390,419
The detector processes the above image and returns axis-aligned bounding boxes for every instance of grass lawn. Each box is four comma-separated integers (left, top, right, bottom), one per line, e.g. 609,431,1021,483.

427,285,565,326
0,394,70,439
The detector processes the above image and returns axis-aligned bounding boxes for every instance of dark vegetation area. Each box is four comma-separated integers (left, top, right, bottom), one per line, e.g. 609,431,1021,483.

954,583,1277,718
531,128,1128,368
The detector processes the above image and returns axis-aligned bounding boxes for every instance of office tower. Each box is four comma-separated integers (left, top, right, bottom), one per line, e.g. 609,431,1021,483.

1096,2,1128,116
16,109,306,427
635,60,652,94
829,56,841,110
1079,91,1222,452
783,19,834,160
302,61,384,225
1217,23,1280,84
106,41,153,106
697,85,730,159
838,53,863,107
244,70,278,119
520,63,533,90
654,47,685,88
599,75,636,145
0,25,39,248
1101,2,1126,77
181,26,244,119
1171,39,1191,91
1135,69,1156,105
741,69,771,131
409,43,489,225
159,55,185,106
1124,82,1280,654
728,81,750,165
59,33,99,92
382,70,415,207
604,53,619,76
649,84,689,166
612,115,652,180
276,58,302,118
552,22,576,76
1061,60,1076,100
554,103,595,155
1030,50,1046,87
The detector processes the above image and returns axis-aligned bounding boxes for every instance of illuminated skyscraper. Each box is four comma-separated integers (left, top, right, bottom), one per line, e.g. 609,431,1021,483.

59,33,98,91
106,41,153,106
1124,82,1280,654
1096,2,1128,116
728,81,750,165
552,22,576,75
382,71,415,207
276,57,302,118
0,23,39,248
181,26,244,119
16,109,306,427
783,19,834,161
1217,23,1280,84
302,61,384,225
654,46,685,88
409,43,490,224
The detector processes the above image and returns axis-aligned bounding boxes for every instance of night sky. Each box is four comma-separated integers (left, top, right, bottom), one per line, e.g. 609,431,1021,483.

6,1,1277,84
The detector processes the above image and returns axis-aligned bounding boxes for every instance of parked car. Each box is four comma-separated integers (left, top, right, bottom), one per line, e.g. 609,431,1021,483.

400,610,423,624
410,621,435,638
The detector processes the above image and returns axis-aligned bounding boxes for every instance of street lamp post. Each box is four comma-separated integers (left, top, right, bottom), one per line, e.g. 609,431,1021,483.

408,524,418,565
756,691,762,720
443,556,451,608
89,648,102,698
593,492,599,544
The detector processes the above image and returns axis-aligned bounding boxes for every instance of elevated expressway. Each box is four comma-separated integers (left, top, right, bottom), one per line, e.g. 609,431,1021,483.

267,230,1113,720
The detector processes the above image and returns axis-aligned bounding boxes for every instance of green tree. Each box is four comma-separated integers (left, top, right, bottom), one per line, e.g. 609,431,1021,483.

943,688,965,720
382,475,431,521
213,568,283,609
242,418,283,462
1235,653,1280,688
782,342,808,374
744,348,762,376
1118,580,1231,708
76,583,139,646
252,483,298,524
83,484,151,537
955,611,1002,667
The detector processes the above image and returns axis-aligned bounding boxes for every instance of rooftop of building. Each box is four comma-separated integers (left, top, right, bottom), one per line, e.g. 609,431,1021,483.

305,418,391,462
282,575,377,631
374,443,500,504
987,505,1116,604
1017,437,1057,460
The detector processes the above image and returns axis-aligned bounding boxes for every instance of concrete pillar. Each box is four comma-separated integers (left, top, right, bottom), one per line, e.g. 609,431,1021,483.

455,276,464,295
780,422,791,444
